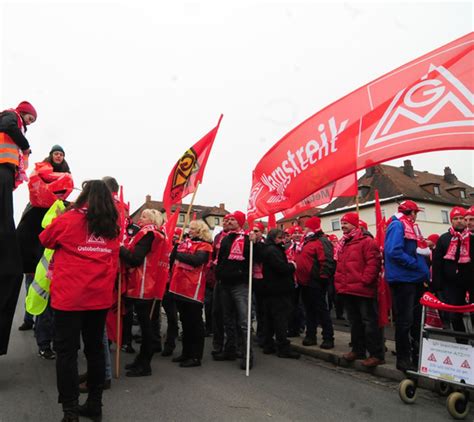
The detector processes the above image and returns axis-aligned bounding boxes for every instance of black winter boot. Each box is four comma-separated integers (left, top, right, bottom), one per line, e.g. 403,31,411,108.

61,401,79,422
78,401,102,422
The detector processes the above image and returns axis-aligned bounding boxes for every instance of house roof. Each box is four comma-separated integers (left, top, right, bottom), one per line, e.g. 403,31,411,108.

319,162,474,216
131,199,229,220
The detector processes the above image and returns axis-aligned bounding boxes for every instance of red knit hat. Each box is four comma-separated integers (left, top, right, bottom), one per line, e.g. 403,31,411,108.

224,214,232,220
16,101,37,119
427,234,440,244
288,226,303,235
358,219,368,230
230,211,246,227
466,206,474,217
341,212,359,227
305,216,321,232
253,221,265,232
398,200,421,213
450,206,466,220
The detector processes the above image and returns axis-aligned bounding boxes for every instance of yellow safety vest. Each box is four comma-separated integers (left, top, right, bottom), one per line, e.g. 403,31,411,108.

25,200,66,315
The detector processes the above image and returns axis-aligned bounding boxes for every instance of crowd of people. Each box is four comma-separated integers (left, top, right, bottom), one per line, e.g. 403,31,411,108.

0,101,473,422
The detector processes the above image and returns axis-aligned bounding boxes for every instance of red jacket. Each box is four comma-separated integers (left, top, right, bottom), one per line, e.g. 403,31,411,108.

124,225,167,300
294,232,335,287
334,230,382,298
39,208,120,311
169,239,212,303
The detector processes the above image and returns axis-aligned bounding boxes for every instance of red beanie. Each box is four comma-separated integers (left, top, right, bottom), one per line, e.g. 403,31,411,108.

398,200,421,213
427,234,440,244
305,216,321,232
231,211,246,227
358,219,368,231
253,221,265,232
466,206,474,217
16,101,37,119
341,212,359,227
450,206,466,220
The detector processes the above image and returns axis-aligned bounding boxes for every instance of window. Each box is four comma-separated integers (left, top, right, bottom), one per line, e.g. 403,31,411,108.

179,214,185,223
214,217,220,225
441,210,449,224
331,219,340,231
433,185,441,195
460,190,466,199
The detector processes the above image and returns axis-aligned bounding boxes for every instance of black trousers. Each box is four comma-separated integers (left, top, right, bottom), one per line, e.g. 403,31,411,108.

0,165,23,355
176,299,205,360
54,308,107,405
162,290,178,350
263,295,292,352
288,284,305,335
253,280,265,344
211,281,225,351
133,299,154,367
443,283,474,341
301,284,334,341
391,282,423,361
342,294,384,360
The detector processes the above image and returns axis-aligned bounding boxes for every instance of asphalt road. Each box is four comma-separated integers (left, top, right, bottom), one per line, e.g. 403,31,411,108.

0,295,470,422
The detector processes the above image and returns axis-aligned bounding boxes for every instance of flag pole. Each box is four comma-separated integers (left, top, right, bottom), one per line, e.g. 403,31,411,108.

179,181,201,242
246,240,254,377
115,267,122,378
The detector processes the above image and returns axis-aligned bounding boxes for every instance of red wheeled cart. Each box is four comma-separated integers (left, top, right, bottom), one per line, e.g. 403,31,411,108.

398,292,474,420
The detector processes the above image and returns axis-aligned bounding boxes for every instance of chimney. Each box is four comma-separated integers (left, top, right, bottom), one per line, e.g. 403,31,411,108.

219,203,225,210
403,159,414,177
444,167,457,184
145,194,151,204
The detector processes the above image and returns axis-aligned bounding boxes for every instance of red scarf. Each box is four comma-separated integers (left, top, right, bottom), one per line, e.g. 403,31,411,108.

228,230,246,261
444,227,471,263
334,228,360,261
397,213,423,242
213,230,229,265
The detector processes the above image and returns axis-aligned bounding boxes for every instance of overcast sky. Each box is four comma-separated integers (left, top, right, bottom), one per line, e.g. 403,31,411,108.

2,0,473,222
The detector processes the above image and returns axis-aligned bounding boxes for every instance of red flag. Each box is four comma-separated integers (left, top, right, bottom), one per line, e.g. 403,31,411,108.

192,212,197,221
374,189,386,249
374,189,391,327
163,115,223,215
163,206,181,247
268,214,276,230
281,173,357,219
248,33,474,219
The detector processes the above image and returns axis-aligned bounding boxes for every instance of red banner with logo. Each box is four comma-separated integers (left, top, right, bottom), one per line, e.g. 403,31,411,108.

248,33,474,219
281,173,357,219
163,115,223,215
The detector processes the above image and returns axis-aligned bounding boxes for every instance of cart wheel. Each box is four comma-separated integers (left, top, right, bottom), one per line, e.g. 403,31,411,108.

446,392,470,420
435,381,452,397
399,379,417,404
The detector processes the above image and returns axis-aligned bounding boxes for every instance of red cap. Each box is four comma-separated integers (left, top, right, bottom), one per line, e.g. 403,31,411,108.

398,200,421,213
253,221,265,232
224,214,232,220
450,206,467,220
427,234,440,244
230,210,246,227
328,234,338,242
16,101,37,120
358,219,368,231
305,216,321,232
341,212,359,227
288,226,303,235
466,206,474,217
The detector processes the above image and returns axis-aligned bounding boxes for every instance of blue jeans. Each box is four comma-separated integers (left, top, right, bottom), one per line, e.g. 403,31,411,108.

221,283,252,356
36,301,54,349
390,282,422,361
301,283,334,341
102,328,112,381
23,273,35,325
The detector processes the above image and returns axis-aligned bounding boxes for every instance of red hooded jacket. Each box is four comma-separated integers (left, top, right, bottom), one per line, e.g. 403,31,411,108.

39,208,120,311
334,229,381,298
